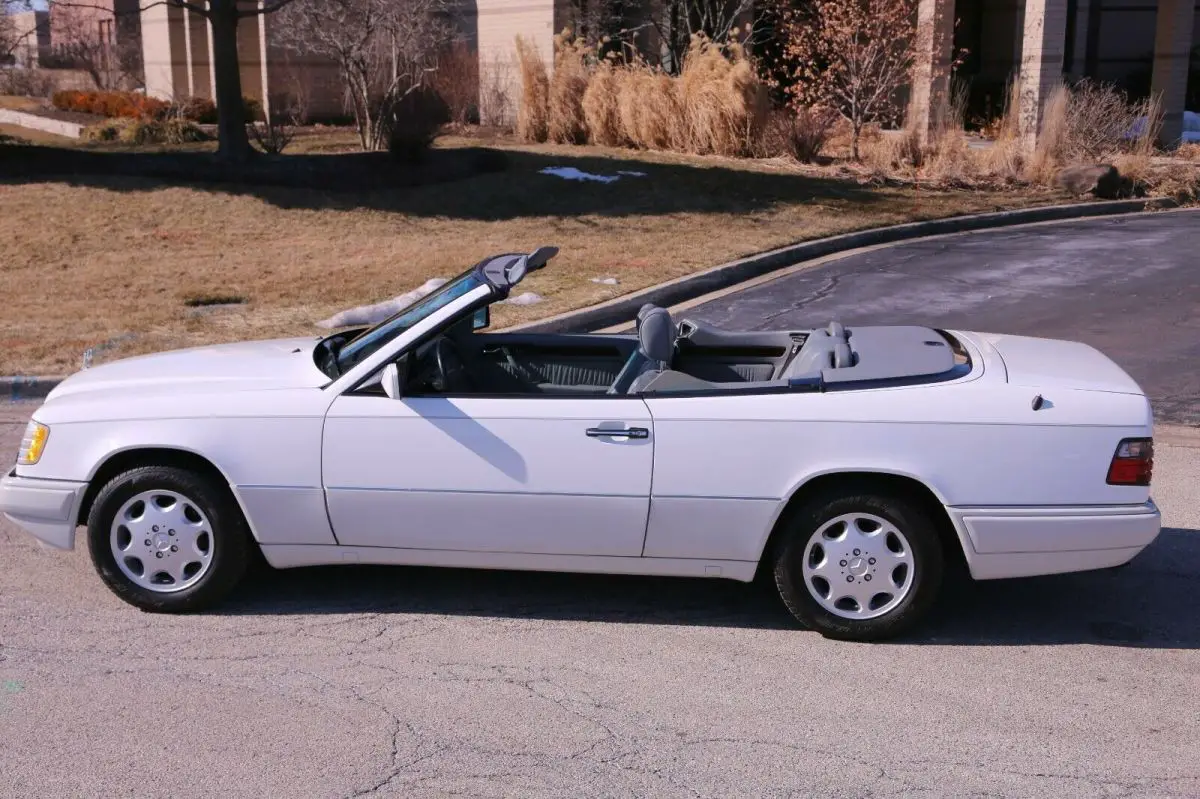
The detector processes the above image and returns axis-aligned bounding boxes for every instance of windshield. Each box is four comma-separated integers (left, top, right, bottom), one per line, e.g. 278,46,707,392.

335,270,485,373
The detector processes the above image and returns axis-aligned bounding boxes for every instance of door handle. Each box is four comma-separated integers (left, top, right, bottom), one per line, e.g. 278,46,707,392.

586,427,649,439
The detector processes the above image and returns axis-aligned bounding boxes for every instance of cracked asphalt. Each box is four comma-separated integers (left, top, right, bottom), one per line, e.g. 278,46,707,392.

1,403,1199,798
683,208,1200,425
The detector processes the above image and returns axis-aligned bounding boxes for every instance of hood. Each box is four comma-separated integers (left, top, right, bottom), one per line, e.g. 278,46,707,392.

46,337,330,401
971,332,1143,395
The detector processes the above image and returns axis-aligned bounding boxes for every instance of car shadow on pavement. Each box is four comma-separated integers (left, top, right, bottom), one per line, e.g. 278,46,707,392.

223,527,1199,648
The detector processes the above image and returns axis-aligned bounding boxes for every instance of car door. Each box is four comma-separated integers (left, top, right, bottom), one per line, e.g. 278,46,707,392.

322,394,654,556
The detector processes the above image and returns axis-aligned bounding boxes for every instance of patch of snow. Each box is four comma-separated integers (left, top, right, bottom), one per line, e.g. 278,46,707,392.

1129,110,1200,141
504,292,544,306
590,277,620,285
540,166,648,183
1185,110,1200,133
317,278,447,329
540,166,621,183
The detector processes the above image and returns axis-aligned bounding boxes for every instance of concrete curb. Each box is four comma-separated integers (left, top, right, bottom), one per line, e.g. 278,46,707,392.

1,197,1182,403
2,376,64,402
513,197,1180,334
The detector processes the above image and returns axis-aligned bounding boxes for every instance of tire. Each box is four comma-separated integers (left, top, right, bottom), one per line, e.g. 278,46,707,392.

772,490,944,642
87,465,252,613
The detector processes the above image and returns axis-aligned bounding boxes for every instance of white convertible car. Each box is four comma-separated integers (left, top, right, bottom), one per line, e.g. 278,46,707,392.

1,247,1161,640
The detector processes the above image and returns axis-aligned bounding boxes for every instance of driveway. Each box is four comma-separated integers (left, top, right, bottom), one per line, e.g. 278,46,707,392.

683,208,1200,425
1,402,1198,798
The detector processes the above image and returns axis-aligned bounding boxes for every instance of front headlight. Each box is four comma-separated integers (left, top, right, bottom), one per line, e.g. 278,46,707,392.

17,421,49,465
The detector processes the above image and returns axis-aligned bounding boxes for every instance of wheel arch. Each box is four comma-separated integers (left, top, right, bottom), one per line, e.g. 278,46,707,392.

76,447,247,533
755,470,968,577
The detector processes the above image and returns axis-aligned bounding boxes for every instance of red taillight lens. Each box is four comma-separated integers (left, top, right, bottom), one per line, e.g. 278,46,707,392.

1106,438,1153,486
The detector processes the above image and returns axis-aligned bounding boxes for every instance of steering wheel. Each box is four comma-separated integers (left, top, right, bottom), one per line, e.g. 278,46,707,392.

433,336,473,393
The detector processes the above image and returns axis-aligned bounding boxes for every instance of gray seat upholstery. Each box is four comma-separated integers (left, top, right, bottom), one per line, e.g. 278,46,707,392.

608,304,676,394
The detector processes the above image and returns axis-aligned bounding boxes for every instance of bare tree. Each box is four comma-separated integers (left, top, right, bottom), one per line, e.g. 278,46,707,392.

49,0,303,162
647,0,755,75
1,0,34,65
775,0,943,160
274,0,450,151
49,6,142,89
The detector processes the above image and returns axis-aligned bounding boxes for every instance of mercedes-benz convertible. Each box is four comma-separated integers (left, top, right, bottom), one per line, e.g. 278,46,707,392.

0,246,1160,640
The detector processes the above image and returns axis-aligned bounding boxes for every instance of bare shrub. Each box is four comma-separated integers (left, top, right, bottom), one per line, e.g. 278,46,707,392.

431,40,480,125
1028,80,1159,183
384,85,449,162
1178,142,1200,161
0,67,55,97
274,0,452,152
248,96,301,154
515,35,549,142
548,32,590,144
581,60,624,146
478,54,515,129
675,35,767,156
760,105,838,161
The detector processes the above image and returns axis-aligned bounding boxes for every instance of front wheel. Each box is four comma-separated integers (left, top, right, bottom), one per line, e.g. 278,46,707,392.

87,465,252,612
772,491,944,641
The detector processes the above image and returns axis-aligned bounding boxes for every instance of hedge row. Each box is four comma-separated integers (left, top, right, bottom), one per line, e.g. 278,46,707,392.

51,91,263,123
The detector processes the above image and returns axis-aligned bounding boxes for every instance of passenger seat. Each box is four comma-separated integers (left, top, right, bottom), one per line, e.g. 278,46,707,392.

608,304,676,394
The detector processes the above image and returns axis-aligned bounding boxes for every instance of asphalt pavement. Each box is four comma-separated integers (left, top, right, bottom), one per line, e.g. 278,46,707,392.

1,401,1198,798
681,208,1200,425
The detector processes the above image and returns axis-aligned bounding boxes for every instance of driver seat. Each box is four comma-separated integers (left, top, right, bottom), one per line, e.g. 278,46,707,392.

609,304,676,394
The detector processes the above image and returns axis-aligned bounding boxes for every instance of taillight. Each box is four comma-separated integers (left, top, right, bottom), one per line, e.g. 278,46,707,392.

1106,438,1153,486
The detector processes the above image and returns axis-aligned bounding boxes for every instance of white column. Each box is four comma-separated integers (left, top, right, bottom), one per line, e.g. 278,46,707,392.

908,0,957,143
1017,0,1070,151
1151,0,1196,146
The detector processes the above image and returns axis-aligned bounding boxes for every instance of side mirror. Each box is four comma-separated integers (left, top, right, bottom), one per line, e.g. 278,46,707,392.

381,362,402,399
472,306,490,331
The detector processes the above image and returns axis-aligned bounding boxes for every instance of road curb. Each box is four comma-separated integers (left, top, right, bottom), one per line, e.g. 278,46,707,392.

1,197,1182,402
512,197,1181,334
2,376,64,402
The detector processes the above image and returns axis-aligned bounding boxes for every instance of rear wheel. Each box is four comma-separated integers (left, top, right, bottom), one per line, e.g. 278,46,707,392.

87,465,251,612
772,491,944,641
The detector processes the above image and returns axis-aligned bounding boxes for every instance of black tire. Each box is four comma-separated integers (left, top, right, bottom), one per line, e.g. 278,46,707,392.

87,465,252,613
772,491,944,642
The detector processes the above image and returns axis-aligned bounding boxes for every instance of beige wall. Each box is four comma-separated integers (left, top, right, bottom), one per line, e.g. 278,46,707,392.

476,0,563,126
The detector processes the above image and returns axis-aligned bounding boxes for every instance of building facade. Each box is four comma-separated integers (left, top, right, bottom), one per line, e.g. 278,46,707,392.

136,0,1197,144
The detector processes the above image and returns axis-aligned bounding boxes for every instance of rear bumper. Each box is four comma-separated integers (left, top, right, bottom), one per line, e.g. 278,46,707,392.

0,469,86,550
951,501,1161,580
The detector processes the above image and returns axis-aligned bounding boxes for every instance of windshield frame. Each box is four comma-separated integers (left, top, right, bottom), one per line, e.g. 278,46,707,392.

333,268,489,374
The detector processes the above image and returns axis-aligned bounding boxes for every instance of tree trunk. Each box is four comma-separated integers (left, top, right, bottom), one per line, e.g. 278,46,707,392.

207,0,253,162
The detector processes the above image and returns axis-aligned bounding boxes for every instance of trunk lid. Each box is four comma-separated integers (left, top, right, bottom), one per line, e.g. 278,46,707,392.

973,332,1144,395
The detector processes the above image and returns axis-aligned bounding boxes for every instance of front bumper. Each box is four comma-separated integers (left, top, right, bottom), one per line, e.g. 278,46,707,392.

0,469,87,550
951,500,1161,580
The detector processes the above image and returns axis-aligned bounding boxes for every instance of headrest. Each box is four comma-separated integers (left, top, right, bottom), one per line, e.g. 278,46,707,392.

636,304,675,363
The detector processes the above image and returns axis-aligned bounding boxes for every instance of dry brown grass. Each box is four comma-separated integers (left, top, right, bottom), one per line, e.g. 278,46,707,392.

675,37,768,157
547,33,589,144
514,36,549,143
0,138,1058,374
580,61,624,147
1178,143,1200,161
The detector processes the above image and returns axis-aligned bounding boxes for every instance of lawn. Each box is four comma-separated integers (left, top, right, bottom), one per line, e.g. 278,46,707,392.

0,136,1067,375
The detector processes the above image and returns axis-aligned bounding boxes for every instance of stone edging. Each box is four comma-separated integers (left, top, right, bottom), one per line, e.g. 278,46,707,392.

0,197,1181,402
